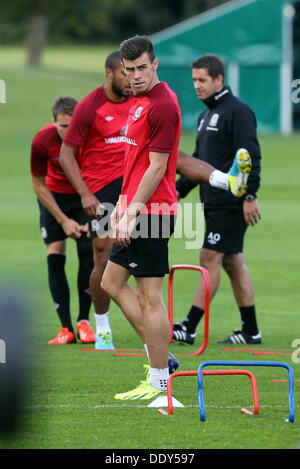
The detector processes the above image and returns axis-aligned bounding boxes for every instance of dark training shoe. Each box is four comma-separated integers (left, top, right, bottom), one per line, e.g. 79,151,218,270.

168,351,179,374
217,330,262,345
173,321,188,332
172,328,196,345
173,321,184,330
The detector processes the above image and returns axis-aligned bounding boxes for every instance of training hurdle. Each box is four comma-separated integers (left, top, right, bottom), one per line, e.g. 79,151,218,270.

114,263,210,359
168,265,210,357
81,348,144,352
223,348,290,352
253,352,292,356
198,361,295,423
164,370,259,416
272,379,300,383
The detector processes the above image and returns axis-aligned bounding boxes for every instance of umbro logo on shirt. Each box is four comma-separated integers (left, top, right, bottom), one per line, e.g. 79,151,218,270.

129,262,138,268
105,116,115,121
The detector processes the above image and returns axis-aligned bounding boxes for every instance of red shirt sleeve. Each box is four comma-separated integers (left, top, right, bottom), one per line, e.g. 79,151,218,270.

147,99,179,153
63,99,94,149
64,88,103,149
30,138,49,177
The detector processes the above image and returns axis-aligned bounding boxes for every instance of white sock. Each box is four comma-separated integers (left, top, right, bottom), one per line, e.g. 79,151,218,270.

144,344,150,361
94,312,111,335
150,367,169,391
209,170,229,190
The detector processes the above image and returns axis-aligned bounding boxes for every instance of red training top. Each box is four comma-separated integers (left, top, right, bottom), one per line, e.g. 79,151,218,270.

120,82,181,215
64,86,133,194
30,123,77,194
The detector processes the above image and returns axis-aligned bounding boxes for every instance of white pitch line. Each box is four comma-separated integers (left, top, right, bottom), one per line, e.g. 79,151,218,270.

23,404,298,410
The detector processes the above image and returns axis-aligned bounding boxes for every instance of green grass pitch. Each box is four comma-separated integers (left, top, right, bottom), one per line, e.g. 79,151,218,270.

0,46,299,449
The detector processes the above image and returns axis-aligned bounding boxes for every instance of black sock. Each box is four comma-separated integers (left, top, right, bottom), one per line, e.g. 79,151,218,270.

76,236,94,323
184,305,205,334
47,254,73,331
239,305,259,336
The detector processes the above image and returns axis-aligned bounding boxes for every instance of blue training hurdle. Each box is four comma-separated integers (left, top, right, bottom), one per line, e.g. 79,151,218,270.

197,360,295,423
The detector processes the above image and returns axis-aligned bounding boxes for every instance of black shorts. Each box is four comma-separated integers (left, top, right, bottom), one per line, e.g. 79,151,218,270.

202,208,247,254
89,177,123,240
110,214,176,277
38,192,90,244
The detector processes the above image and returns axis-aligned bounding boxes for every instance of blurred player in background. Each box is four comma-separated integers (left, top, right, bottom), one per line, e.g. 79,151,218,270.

60,51,132,349
0,288,28,434
173,54,262,346
31,96,95,345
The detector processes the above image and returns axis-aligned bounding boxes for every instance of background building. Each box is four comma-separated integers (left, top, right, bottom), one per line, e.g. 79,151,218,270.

152,0,300,133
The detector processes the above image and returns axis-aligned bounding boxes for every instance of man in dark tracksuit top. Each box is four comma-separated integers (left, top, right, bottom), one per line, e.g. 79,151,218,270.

173,54,262,345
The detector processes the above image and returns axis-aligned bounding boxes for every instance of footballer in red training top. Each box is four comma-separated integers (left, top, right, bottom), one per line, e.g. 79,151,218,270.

60,51,133,351
64,86,133,196
31,123,79,194
120,81,181,215
102,36,181,401
31,96,95,346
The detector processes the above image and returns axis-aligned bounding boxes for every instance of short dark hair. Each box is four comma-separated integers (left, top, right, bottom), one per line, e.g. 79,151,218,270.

105,50,122,71
120,35,155,62
52,96,78,120
192,54,225,80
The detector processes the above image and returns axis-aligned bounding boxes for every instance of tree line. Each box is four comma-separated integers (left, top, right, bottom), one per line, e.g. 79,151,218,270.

1,0,229,64
5,0,299,69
